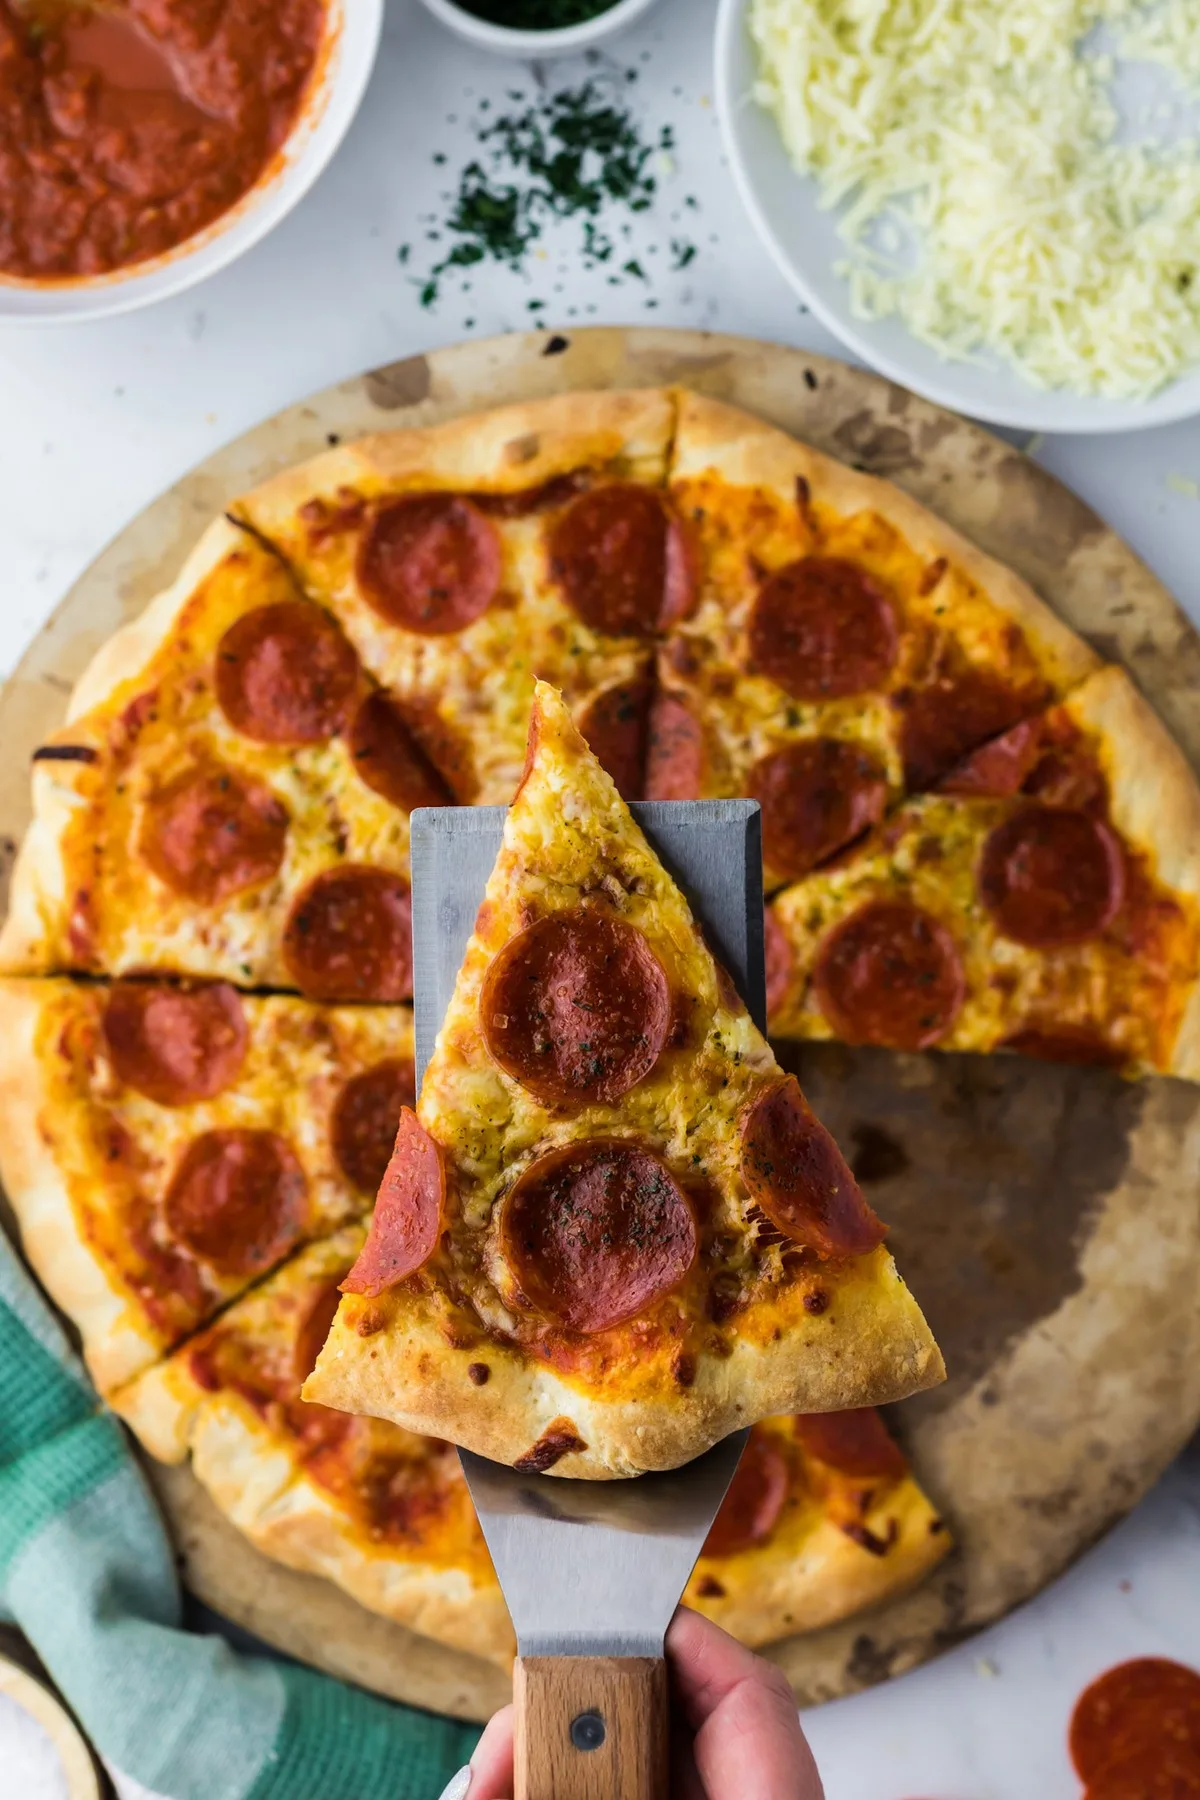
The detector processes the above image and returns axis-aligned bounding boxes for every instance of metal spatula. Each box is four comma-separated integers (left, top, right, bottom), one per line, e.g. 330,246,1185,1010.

410,799,765,1800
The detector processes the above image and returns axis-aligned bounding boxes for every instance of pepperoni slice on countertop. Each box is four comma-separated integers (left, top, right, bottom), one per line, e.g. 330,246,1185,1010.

103,981,248,1106
293,1277,346,1384
331,1057,416,1194
1071,1659,1200,1788
163,1129,307,1276
793,1408,908,1480
577,677,654,801
1002,1025,1126,1070
764,905,794,1022
740,1075,886,1259
215,601,360,745
1084,1746,1200,1799
749,739,888,880
748,558,899,702
499,1139,697,1334
356,493,502,635
813,899,965,1051
702,1431,790,1558
645,692,705,801
283,866,413,1003
979,806,1125,948
548,484,692,638
481,908,671,1107
342,1109,445,1295
897,668,1041,791
140,764,288,904
348,691,456,814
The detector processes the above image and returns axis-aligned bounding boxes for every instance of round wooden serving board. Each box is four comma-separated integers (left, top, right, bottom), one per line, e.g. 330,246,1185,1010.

3,329,1199,1726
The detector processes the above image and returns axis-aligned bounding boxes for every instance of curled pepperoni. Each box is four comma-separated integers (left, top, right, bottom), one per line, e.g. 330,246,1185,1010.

793,1408,908,1480
140,764,287,904
1002,1026,1125,1070
549,484,692,637
703,1431,790,1558
750,740,887,880
897,668,1040,790
740,1076,885,1259
764,906,793,1022
349,692,455,814
103,981,247,1106
293,1278,345,1384
357,494,501,635
979,806,1124,948
645,692,705,800
283,867,413,1002
939,717,1045,797
748,558,899,701
215,602,360,745
577,677,654,802
1071,1659,1200,1788
163,1129,307,1276
481,909,670,1107
332,1058,416,1194
813,900,965,1050
499,1139,697,1333
342,1109,444,1295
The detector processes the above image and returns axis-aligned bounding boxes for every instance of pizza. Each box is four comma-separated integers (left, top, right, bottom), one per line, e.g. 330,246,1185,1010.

113,1224,949,1659
0,977,413,1390
767,665,1200,1076
304,682,942,1478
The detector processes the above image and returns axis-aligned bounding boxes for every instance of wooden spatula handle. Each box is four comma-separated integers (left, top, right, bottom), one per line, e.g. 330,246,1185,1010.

513,1655,669,1800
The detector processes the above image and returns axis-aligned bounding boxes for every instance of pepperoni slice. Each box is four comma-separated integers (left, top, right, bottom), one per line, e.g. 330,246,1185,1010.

215,601,360,745
283,867,413,1002
481,909,670,1107
793,1408,908,1480
549,484,692,637
813,900,965,1050
750,740,887,880
1085,1746,1200,1799
1002,1026,1125,1070
748,558,899,701
293,1277,345,1384
702,1431,790,1558
103,981,247,1106
764,905,793,1022
1071,1659,1200,1787
499,1139,697,1333
898,668,1040,790
577,677,654,801
140,764,287,904
979,806,1125,948
349,692,455,814
356,494,501,635
939,718,1045,797
332,1058,416,1194
645,692,705,801
342,1109,444,1295
163,1129,307,1276
740,1076,886,1259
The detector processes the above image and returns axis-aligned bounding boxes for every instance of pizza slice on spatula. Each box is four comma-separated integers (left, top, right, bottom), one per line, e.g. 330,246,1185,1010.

305,681,943,1477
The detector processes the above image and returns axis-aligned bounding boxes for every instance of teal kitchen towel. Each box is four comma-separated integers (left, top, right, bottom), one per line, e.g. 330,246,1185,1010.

0,1233,478,1799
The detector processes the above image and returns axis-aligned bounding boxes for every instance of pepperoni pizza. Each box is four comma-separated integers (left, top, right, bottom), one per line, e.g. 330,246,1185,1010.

304,682,942,1478
113,1225,949,1660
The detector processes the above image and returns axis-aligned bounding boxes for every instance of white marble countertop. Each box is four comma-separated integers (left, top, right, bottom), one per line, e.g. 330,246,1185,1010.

1,1,1198,1795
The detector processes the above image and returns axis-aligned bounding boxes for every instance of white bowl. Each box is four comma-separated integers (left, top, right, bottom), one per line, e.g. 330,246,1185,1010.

714,0,1200,434
418,0,661,60
0,0,383,327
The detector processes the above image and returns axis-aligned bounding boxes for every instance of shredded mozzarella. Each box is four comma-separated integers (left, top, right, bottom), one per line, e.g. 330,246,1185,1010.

749,0,1200,397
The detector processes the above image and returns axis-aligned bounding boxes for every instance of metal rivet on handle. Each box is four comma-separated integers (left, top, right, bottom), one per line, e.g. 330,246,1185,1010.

569,1710,606,1752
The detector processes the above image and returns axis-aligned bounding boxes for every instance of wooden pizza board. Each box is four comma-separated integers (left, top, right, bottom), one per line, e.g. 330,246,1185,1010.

2,328,1199,1725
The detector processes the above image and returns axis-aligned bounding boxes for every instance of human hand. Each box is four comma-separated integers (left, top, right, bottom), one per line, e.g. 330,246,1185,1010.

441,1605,825,1799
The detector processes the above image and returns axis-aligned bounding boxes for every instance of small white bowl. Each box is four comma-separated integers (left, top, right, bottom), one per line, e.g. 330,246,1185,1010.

715,0,1200,434
0,0,383,327
418,0,661,60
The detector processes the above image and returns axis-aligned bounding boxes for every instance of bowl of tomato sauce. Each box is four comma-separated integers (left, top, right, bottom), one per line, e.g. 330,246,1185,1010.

0,0,383,322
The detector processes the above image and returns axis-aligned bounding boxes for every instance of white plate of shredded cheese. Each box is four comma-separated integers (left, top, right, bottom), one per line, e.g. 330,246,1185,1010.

715,0,1200,432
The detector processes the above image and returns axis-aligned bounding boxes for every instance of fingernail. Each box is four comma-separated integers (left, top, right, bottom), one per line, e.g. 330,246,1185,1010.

437,1768,472,1800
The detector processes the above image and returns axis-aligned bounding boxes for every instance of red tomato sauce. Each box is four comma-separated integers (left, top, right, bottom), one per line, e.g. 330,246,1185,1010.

0,0,327,280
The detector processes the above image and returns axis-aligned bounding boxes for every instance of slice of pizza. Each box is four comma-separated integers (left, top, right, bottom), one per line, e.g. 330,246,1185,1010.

112,1226,514,1668
0,518,432,996
653,394,1100,887
304,681,942,1478
682,1408,949,1647
0,978,413,1390
767,665,1200,1076
231,390,687,806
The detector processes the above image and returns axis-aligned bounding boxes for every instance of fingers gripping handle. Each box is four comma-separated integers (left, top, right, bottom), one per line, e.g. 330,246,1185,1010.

513,1656,669,1800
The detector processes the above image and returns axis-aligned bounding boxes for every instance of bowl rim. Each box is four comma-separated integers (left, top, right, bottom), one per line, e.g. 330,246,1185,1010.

0,0,384,327
417,0,661,55
713,0,1200,435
